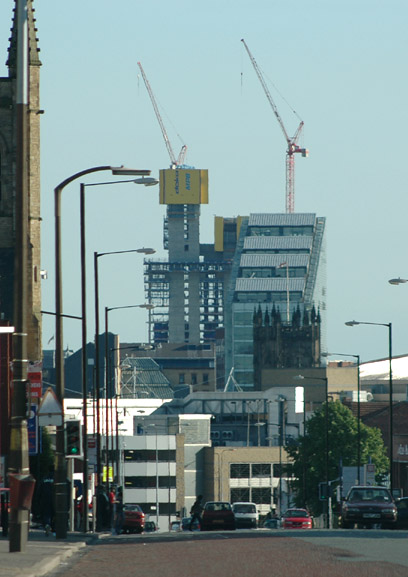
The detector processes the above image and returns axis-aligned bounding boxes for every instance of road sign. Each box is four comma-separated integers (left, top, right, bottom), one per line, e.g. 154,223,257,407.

38,387,62,426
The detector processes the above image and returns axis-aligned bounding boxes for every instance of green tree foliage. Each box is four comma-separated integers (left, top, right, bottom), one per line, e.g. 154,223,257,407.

285,400,389,516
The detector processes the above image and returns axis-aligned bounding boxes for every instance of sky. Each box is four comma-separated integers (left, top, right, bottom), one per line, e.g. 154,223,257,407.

0,0,407,366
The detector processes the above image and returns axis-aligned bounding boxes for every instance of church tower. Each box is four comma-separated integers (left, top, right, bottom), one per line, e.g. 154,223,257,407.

0,0,42,360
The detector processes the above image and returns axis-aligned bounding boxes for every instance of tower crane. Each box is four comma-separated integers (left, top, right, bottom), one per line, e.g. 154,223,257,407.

241,39,308,213
138,61,187,168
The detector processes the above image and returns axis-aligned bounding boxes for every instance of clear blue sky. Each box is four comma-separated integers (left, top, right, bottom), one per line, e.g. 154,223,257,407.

1,1,407,364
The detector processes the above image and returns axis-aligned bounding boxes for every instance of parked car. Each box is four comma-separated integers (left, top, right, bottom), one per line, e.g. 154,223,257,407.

232,502,258,529
394,497,408,529
122,503,145,534
201,501,236,531
144,520,158,532
181,516,200,531
170,520,181,531
281,508,313,529
340,486,397,529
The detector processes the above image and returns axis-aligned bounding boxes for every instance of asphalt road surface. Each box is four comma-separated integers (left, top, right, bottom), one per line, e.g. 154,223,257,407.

49,529,408,577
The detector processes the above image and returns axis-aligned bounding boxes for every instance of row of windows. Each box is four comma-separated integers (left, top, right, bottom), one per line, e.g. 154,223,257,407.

123,449,176,462
230,487,272,505
124,475,176,489
240,268,306,278
230,463,291,479
248,226,313,237
179,373,209,385
235,291,302,303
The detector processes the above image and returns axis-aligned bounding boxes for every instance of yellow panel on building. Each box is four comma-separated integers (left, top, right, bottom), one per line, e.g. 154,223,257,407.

159,169,209,205
214,217,224,252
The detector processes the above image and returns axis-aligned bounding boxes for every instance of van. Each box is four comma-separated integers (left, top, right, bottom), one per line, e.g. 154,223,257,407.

232,502,258,529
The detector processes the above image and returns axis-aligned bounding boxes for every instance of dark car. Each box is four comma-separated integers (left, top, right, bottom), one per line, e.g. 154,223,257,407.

395,497,408,529
340,486,397,529
281,508,312,529
122,503,145,534
201,501,236,531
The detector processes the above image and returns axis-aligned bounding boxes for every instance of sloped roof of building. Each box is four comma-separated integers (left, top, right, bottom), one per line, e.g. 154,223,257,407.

120,356,174,399
235,277,305,292
240,254,309,268
244,236,313,251
7,0,41,69
248,213,316,227
360,355,408,381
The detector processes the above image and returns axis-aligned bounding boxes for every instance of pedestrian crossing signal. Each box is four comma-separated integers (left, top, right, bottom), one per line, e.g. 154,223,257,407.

66,420,82,457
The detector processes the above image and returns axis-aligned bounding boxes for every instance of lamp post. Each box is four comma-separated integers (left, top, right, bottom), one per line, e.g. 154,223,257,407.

295,374,329,528
323,352,361,484
345,320,393,491
104,304,154,491
147,424,159,526
54,165,151,539
94,247,155,489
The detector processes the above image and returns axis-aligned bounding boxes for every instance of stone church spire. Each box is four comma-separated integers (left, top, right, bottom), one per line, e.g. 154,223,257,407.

7,0,41,74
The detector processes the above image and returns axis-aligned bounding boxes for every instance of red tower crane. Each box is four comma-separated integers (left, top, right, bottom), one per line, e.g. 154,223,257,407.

138,61,187,168
241,39,308,213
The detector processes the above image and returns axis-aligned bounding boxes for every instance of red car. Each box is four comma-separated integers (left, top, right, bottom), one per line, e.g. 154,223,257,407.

281,508,313,529
122,503,145,534
201,501,236,531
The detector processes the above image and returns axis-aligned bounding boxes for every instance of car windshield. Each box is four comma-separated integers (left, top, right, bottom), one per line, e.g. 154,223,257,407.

348,488,391,503
233,504,256,514
284,509,308,518
205,502,232,511
124,504,142,512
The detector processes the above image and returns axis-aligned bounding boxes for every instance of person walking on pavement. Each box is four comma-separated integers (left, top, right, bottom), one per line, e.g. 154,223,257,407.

114,488,124,535
189,495,203,531
37,467,55,535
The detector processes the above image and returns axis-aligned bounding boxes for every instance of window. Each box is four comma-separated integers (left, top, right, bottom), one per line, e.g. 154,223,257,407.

252,463,271,477
252,488,272,505
203,373,209,384
230,463,250,479
179,373,185,384
191,373,197,385
230,488,250,503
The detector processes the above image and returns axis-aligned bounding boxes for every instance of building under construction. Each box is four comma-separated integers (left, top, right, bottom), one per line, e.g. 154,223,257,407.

144,169,240,344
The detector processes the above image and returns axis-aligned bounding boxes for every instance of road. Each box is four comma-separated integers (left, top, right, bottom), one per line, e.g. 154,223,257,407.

49,529,408,577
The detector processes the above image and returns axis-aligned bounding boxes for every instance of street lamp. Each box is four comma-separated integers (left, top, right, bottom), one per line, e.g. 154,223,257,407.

323,352,361,483
94,248,155,489
345,320,393,491
295,374,329,528
147,424,159,526
54,164,151,539
104,304,154,491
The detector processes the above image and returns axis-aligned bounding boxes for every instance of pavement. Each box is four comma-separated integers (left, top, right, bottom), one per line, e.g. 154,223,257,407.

0,528,109,577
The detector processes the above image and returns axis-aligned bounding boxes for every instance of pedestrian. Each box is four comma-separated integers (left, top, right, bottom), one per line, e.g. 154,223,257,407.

37,467,55,536
96,485,110,532
109,486,116,531
189,495,203,531
114,488,124,535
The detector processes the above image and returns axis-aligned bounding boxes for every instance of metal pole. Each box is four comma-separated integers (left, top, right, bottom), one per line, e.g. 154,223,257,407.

325,378,329,529
94,253,101,486
105,307,110,492
357,356,361,484
389,323,393,493
80,185,89,532
9,0,30,552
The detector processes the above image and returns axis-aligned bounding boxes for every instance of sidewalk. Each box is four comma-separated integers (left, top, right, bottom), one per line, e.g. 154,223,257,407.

0,529,107,577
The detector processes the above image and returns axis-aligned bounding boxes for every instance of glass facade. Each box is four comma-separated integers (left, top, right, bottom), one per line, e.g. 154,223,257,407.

225,213,326,388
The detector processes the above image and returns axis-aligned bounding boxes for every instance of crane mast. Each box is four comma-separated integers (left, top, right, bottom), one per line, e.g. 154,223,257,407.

138,62,186,168
241,39,308,213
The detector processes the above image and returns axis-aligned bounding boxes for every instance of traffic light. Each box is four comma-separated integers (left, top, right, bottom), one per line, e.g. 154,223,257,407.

319,482,328,501
66,420,82,457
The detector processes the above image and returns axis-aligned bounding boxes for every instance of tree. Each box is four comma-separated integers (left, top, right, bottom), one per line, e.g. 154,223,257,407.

285,400,389,516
